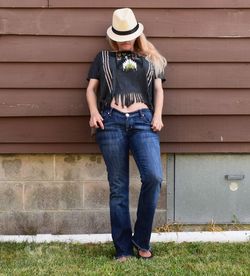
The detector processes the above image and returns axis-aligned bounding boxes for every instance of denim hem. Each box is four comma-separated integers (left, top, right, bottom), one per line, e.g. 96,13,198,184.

131,239,151,252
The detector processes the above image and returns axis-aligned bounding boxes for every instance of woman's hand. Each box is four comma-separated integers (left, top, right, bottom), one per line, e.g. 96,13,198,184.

151,114,164,132
89,111,104,129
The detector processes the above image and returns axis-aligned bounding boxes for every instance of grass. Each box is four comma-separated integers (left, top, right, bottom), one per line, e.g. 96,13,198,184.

154,221,250,232
0,241,250,275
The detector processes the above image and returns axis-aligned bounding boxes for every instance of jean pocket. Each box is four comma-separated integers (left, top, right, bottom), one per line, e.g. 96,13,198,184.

101,109,112,121
140,110,153,124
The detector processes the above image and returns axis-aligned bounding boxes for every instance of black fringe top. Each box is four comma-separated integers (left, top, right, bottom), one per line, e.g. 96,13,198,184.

87,50,166,111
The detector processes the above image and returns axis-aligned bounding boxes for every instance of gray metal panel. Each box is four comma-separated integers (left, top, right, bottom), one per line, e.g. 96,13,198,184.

175,154,250,224
166,154,175,223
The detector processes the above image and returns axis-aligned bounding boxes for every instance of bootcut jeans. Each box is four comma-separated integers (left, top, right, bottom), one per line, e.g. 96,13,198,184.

95,107,163,258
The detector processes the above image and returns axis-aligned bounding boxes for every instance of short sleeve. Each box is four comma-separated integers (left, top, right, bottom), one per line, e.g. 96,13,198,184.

87,51,102,81
155,69,166,83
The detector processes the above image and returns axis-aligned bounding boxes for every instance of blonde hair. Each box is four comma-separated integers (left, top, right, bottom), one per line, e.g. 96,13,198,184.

107,33,167,77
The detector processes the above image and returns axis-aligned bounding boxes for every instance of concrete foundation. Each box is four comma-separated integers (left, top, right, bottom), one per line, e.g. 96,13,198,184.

0,154,167,234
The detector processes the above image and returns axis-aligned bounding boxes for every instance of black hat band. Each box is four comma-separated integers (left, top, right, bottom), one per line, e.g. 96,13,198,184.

112,23,139,36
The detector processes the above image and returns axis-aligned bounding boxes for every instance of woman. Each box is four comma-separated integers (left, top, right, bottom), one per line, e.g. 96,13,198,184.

86,8,167,261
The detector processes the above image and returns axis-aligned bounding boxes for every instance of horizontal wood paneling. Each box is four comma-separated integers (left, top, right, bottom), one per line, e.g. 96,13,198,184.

0,3,250,153
0,116,249,144
2,36,250,62
0,89,85,116
49,0,250,8
0,63,85,88
165,89,250,115
162,143,250,153
2,0,249,9
0,0,47,7
155,38,250,62
0,117,90,143
4,0,250,9
168,63,250,88
164,116,250,142
1,89,250,117
0,143,99,154
2,63,250,89
0,36,109,62
1,9,250,37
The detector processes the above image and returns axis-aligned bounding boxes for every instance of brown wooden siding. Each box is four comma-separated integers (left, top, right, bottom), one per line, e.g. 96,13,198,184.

0,1,250,153
49,1,250,8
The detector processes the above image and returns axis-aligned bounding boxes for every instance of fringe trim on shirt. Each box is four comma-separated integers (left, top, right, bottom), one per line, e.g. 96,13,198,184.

113,92,148,108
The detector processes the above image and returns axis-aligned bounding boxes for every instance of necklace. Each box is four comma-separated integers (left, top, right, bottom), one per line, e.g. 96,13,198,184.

116,51,137,72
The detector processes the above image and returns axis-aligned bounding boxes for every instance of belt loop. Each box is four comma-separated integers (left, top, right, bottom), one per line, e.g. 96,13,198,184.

107,107,113,115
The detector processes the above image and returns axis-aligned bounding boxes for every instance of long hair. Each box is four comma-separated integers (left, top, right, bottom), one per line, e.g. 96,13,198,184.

107,33,167,77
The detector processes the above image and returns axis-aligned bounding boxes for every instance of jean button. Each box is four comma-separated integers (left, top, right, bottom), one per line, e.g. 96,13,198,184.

125,113,130,117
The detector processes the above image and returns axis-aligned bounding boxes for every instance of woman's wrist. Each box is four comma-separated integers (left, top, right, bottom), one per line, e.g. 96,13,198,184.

90,108,100,116
153,110,162,117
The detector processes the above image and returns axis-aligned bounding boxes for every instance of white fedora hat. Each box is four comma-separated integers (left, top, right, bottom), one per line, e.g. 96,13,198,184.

107,8,144,42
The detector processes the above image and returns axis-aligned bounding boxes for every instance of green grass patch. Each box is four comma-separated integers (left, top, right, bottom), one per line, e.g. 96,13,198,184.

154,222,250,232
0,241,249,275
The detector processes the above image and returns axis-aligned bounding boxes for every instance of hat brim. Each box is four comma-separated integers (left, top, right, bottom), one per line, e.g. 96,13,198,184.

107,23,144,42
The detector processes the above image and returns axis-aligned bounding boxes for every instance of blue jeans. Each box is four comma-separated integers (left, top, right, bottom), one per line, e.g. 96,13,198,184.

96,107,163,258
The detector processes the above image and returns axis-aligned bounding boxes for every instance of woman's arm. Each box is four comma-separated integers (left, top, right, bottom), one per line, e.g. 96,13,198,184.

86,79,104,129
151,78,164,132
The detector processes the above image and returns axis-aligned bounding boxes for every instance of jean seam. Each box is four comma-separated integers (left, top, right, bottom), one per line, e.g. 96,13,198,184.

140,110,153,124
131,238,151,252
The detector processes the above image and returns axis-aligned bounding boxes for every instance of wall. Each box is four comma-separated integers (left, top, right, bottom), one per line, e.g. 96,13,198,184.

0,154,167,234
0,1,250,153
1,1,250,232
